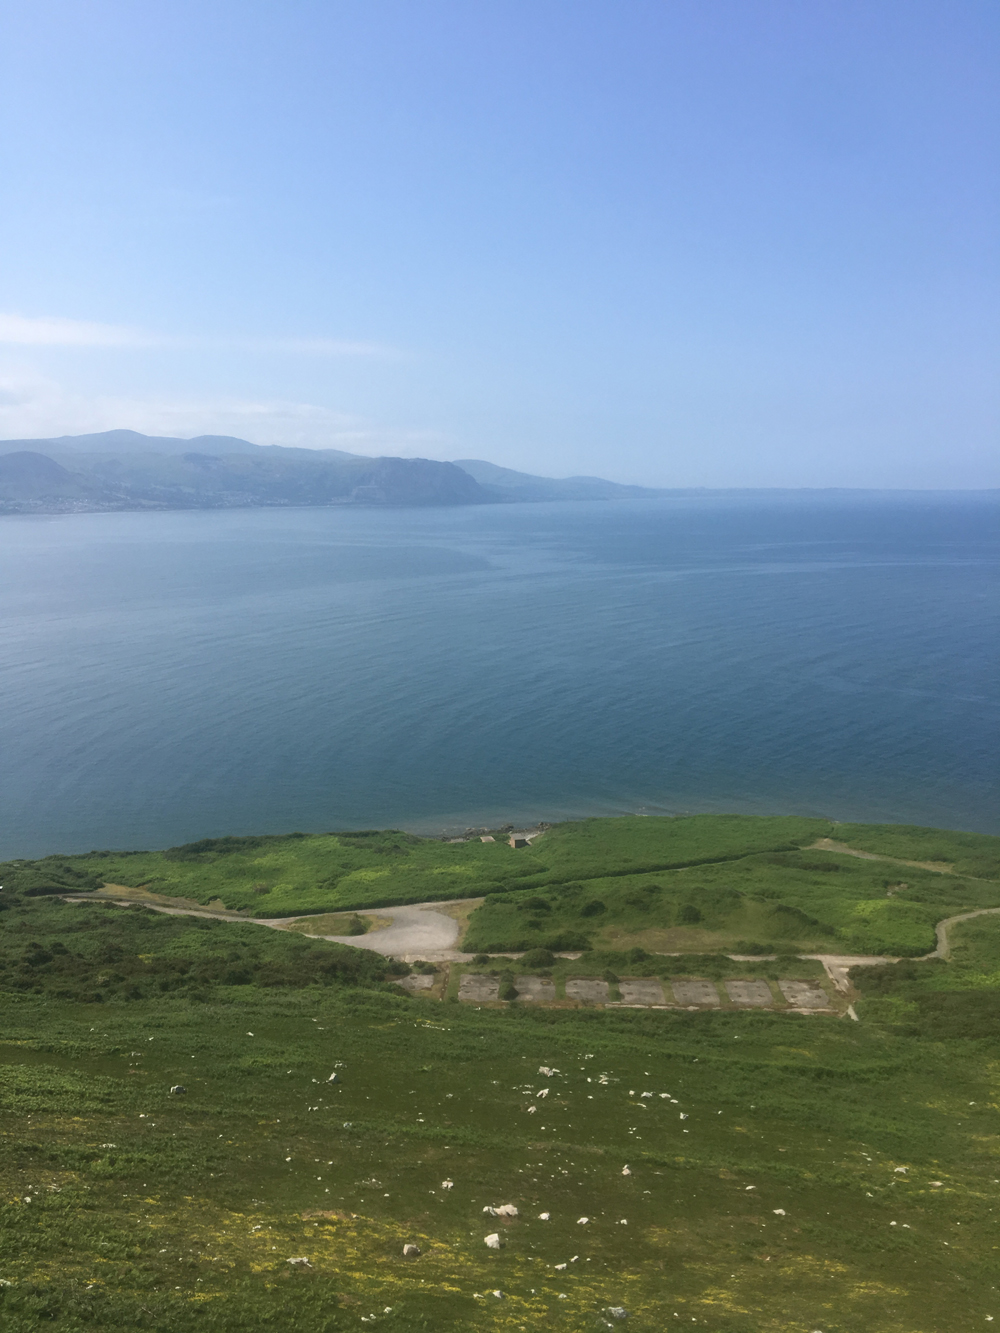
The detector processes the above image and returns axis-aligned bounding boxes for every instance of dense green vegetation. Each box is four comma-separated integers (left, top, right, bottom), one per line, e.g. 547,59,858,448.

4,816,999,962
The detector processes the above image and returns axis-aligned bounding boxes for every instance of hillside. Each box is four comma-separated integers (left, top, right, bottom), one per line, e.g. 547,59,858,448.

1,813,998,1330
0,431,667,514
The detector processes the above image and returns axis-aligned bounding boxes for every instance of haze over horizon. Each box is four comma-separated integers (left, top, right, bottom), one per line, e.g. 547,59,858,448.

1,1,997,489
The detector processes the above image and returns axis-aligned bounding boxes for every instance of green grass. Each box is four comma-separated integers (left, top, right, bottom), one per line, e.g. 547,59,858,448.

2,853,1000,1331
6,815,999,963
459,846,1000,958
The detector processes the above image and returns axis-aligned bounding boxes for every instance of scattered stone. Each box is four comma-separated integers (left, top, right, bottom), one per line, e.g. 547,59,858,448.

669,979,721,1007
608,1308,628,1320
286,1256,312,1268
577,1216,589,1225
484,1233,503,1249
327,1073,340,1083
894,1166,909,1174
496,1204,518,1217
621,1166,631,1176
538,1212,550,1220
169,1085,186,1095
402,1244,420,1258
441,1180,453,1189
773,1209,786,1216
538,1066,556,1076
492,1289,505,1299
555,1262,567,1270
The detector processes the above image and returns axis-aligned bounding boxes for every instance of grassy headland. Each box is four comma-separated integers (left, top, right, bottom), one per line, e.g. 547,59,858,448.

1,814,999,1331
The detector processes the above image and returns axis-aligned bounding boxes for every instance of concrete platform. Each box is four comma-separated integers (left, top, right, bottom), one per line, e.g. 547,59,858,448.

565,978,610,1005
669,978,721,1006
394,974,435,992
513,975,557,1003
458,974,500,1002
778,980,831,1008
616,978,666,1006
724,979,774,1006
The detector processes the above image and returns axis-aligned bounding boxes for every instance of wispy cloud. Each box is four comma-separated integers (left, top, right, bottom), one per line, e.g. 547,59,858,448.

0,368,446,454
0,313,156,348
0,313,397,358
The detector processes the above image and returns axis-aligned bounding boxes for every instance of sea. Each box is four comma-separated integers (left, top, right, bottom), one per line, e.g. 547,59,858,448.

1,491,997,859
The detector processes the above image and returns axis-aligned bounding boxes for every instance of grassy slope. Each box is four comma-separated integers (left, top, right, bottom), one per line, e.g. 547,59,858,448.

1,814,1000,1332
2,894,999,1332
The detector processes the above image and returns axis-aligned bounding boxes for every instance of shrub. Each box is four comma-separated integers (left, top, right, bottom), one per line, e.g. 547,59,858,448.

678,904,702,924
521,948,556,968
498,972,518,1001
580,900,606,917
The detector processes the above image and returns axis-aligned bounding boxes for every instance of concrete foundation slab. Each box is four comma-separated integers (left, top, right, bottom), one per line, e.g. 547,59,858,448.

458,974,500,1002
778,980,831,1008
617,978,666,1006
513,975,557,1003
725,979,774,1007
669,978,721,1006
565,978,610,1005
395,974,435,992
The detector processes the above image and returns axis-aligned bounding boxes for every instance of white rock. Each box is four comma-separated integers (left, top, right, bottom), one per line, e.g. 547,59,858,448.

441,1180,453,1189
538,1089,549,1098
492,1289,505,1298
621,1166,631,1176
538,1212,550,1220
495,1204,518,1217
402,1244,420,1257
577,1216,589,1225
484,1233,503,1249
773,1209,786,1216
679,1113,688,1120
327,1073,339,1083
526,1106,537,1114
483,1206,498,1215
618,1218,628,1225
894,1166,908,1174
286,1257,312,1267
554,1263,567,1270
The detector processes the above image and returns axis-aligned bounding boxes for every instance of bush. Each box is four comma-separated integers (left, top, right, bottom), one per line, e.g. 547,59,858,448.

543,931,591,952
498,972,518,1001
678,904,702,924
580,900,606,917
472,953,491,964
521,948,556,968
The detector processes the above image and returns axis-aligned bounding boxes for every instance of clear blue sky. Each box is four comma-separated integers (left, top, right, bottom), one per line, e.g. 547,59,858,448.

1,0,996,486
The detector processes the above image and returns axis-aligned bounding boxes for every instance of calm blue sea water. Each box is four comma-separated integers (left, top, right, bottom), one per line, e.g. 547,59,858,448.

1,493,997,858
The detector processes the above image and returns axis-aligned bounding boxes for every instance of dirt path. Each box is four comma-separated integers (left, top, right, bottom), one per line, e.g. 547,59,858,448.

61,891,483,963
922,906,1000,960
807,838,954,874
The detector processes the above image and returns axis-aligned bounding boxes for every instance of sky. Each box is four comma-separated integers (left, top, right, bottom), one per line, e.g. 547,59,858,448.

0,0,997,487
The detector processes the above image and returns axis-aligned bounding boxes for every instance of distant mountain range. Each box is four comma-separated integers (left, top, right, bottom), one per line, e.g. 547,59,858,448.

0,430,666,514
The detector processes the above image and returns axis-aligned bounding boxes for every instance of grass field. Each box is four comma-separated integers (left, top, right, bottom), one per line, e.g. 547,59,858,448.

4,814,1000,959
2,816,999,1331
